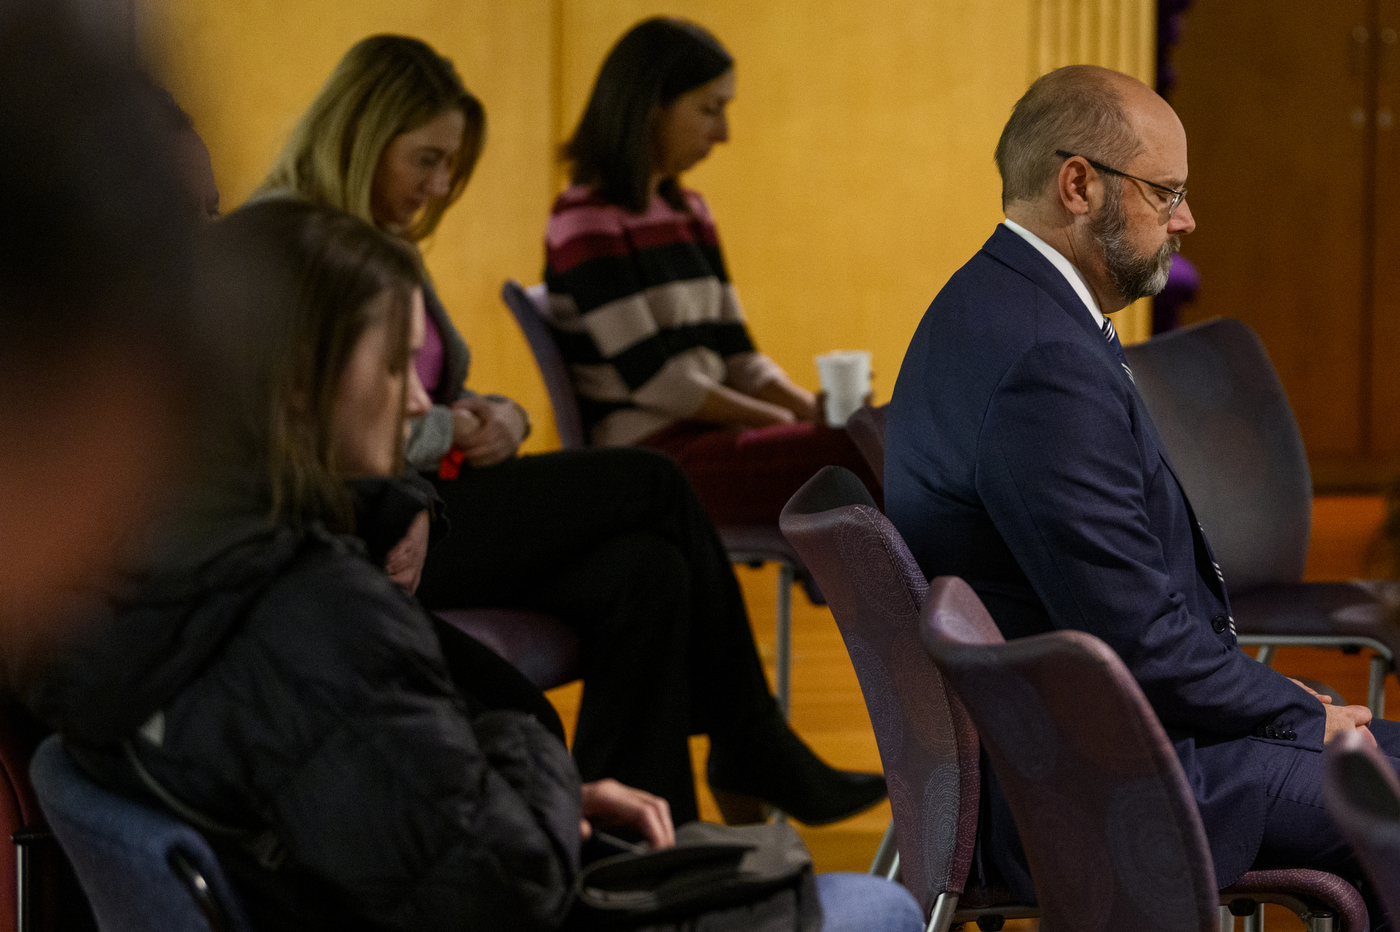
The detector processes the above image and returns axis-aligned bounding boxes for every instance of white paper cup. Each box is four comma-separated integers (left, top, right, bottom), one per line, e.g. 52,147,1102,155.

815,350,871,427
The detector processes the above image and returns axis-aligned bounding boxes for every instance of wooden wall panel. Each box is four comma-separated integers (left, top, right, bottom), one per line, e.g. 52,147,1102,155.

1371,0,1400,459
1173,1,1373,470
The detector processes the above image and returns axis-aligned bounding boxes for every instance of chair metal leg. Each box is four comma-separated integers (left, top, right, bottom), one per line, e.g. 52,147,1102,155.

1304,912,1334,932
15,835,30,932
1254,645,1277,666
1220,905,1235,931
924,892,959,932
775,561,794,720
1242,905,1263,932
13,826,50,932
868,820,899,879
1368,651,1390,719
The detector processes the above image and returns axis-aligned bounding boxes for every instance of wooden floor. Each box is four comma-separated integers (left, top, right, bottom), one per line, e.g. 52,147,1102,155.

545,495,1393,930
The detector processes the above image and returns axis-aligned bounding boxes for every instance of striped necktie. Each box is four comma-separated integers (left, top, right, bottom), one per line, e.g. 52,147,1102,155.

1102,317,1135,384
1103,319,1234,635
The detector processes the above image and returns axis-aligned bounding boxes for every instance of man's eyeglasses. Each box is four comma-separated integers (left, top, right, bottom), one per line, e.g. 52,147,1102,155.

1055,150,1188,218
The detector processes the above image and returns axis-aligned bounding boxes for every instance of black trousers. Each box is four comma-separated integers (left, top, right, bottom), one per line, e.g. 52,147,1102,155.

417,447,776,825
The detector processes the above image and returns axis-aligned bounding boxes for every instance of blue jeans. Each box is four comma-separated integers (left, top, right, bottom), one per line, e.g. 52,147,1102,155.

816,872,923,932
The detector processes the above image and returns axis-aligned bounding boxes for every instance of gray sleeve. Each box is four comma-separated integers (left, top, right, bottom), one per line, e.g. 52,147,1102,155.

405,405,454,471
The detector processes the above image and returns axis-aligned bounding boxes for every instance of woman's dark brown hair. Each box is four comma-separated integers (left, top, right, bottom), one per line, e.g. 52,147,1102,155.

200,199,423,529
563,17,733,213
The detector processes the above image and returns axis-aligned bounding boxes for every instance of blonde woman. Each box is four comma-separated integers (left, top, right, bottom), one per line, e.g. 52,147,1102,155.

254,34,887,829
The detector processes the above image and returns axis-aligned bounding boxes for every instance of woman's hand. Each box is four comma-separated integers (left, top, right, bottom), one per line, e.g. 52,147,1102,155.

694,385,796,430
384,510,430,595
450,406,483,449
451,397,527,467
579,778,675,850
753,378,818,423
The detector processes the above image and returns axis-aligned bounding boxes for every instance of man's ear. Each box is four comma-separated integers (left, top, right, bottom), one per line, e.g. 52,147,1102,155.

1056,157,1094,217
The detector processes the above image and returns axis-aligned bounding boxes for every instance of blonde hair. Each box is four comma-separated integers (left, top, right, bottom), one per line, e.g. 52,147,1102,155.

255,35,485,242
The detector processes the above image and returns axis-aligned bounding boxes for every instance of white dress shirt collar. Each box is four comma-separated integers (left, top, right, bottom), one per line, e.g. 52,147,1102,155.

1001,218,1106,329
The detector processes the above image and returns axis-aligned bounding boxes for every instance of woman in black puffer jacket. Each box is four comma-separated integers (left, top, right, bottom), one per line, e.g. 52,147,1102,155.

27,199,673,932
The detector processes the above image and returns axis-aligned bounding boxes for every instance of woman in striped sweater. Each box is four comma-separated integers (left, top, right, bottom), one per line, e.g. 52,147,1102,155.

545,18,881,526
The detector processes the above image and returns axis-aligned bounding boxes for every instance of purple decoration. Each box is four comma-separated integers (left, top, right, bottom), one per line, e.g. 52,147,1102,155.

1152,254,1201,334
1156,0,1193,98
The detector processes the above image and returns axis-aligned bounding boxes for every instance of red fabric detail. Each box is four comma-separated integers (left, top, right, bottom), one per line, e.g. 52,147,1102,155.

438,448,465,480
624,215,709,251
547,187,721,275
546,229,633,275
640,419,884,526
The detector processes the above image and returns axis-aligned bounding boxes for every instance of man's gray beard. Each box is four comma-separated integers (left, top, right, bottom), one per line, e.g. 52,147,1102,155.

1092,178,1179,302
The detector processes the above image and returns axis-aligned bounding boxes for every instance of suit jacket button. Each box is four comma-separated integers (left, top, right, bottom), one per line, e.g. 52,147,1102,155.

1264,725,1277,738
1211,614,1229,633
1285,730,1296,740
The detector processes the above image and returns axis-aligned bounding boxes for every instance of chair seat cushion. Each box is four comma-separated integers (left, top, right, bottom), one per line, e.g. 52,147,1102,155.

1231,582,1400,652
434,609,581,692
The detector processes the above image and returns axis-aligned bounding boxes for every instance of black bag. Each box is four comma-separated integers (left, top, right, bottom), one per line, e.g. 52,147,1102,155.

568,821,823,932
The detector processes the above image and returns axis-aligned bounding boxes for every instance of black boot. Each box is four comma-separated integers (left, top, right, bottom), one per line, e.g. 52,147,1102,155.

707,710,886,826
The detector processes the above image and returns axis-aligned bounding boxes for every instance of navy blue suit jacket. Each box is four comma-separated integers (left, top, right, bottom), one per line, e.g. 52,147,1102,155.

886,225,1326,894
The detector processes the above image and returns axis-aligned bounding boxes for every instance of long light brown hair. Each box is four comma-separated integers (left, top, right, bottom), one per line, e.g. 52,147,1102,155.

255,35,484,242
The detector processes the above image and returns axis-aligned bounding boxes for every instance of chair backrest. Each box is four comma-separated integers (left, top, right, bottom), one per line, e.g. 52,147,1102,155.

1324,729,1400,928
500,280,586,450
844,404,887,489
29,736,251,932
1123,317,1311,593
779,466,979,917
920,578,1221,932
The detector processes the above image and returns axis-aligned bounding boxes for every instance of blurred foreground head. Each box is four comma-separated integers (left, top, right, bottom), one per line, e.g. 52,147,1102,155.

0,3,197,639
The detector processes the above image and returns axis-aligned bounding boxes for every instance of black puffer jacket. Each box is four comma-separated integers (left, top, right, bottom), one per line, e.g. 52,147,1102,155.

30,485,582,931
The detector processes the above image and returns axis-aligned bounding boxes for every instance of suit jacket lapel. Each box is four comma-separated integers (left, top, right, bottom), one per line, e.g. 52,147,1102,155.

982,226,1232,613
984,226,1105,337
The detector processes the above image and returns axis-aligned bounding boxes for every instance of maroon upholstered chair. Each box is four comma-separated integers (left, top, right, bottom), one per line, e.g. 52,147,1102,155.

1124,318,1400,717
502,279,819,716
921,576,1368,932
432,609,581,693
1325,730,1400,929
779,465,1033,931
844,403,887,490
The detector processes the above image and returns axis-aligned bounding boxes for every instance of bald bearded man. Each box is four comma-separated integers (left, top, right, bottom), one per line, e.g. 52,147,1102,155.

886,64,1396,917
